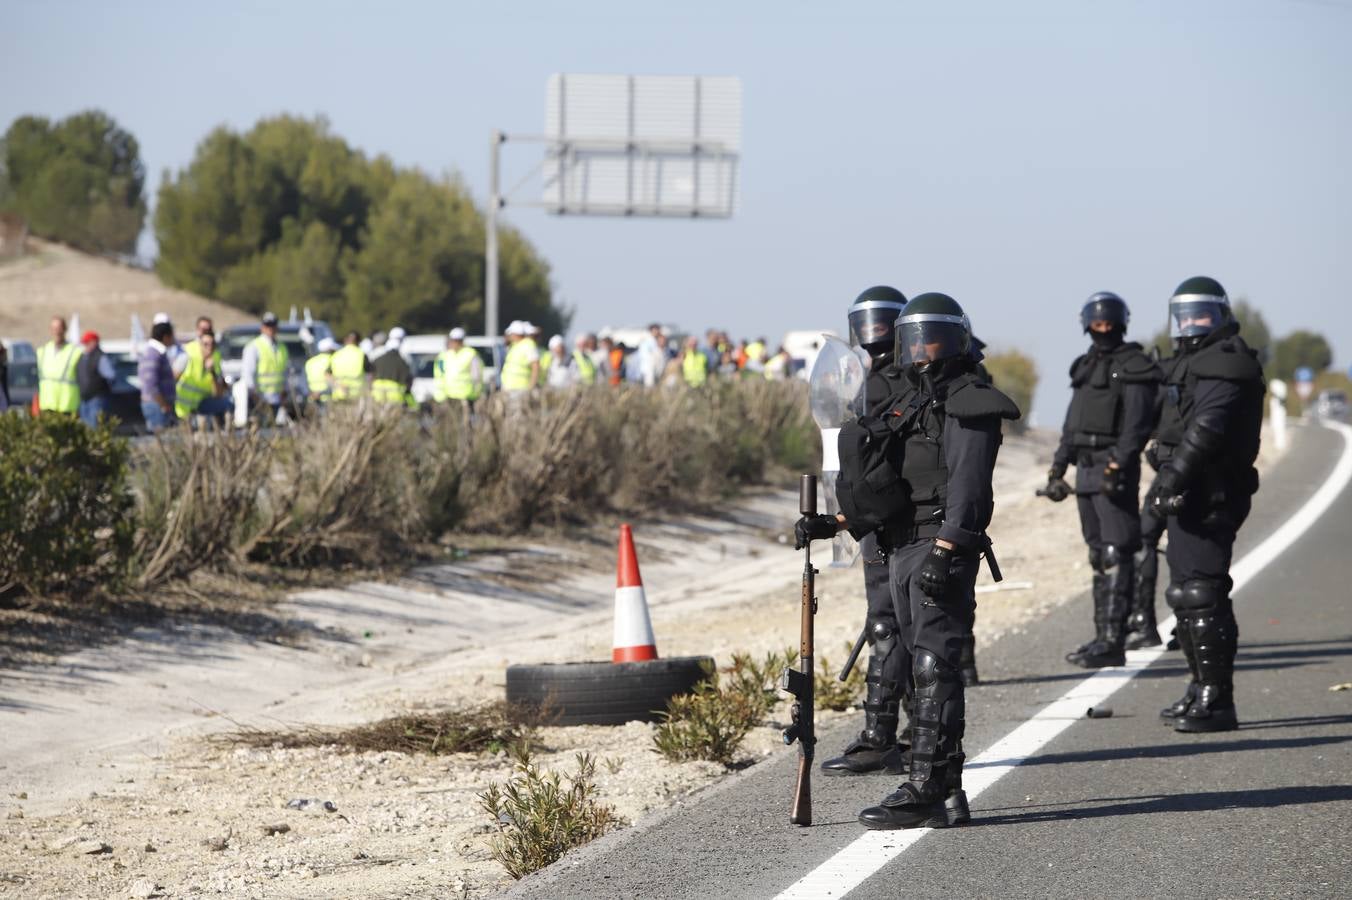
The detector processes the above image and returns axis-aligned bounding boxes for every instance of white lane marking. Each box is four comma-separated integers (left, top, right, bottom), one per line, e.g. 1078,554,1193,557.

776,421,1352,900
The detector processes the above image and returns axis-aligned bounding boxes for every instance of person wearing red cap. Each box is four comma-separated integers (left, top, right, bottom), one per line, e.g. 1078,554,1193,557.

76,330,116,427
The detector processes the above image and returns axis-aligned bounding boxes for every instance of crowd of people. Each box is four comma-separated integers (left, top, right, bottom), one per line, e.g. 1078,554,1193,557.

3,313,801,434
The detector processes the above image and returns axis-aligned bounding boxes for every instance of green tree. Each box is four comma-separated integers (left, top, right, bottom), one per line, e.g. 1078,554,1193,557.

155,115,565,335
1270,330,1333,383
983,349,1038,432
0,110,146,254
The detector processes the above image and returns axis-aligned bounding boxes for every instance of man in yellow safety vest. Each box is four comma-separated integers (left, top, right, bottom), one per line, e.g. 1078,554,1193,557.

37,316,82,414
305,337,339,407
681,335,709,387
435,327,483,405
330,331,370,401
243,312,290,422
371,327,415,407
572,333,598,385
500,321,540,394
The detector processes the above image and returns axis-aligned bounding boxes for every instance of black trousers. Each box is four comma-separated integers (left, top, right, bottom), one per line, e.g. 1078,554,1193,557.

862,532,907,692
887,541,979,672
1165,493,1253,590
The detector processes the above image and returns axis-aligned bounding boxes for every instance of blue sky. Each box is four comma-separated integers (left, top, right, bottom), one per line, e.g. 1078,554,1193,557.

4,0,1349,423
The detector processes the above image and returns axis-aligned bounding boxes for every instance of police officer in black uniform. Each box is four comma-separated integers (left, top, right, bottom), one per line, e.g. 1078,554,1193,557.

819,286,911,777
1148,276,1264,733
1042,292,1162,668
798,293,1019,829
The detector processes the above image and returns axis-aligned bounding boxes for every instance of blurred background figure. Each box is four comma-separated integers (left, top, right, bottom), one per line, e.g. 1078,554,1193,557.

306,336,339,407
371,327,413,406
573,333,598,385
175,328,231,428
240,312,289,424
545,335,574,389
75,330,115,426
37,316,81,415
435,327,482,406
139,320,177,433
331,331,370,402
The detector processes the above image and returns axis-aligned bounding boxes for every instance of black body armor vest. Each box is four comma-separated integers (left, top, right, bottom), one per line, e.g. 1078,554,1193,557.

1064,342,1158,446
77,347,111,400
1158,325,1265,482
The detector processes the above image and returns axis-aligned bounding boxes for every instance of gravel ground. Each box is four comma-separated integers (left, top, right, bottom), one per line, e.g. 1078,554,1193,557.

0,428,1284,898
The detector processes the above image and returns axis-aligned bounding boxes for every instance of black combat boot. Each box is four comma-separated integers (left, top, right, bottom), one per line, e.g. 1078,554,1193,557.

1160,609,1200,722
1175,608,1239,733
959,634,979,687
859,651,967,829
1066,570,1110,665
1124,545,1163,649
822,623,908,776
1070,548,1131,668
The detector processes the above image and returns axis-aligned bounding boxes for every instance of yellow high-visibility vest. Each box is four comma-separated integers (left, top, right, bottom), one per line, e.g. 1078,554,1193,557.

500,338,537,392
371,378,414,407
174,351,217,418
538,351,552,386
251,335,289,397
435,346,482,401
573,350,597,385
682,351,709,387
330,345,367,400
183,339,222,376
305,352,333,399
745,340,767,362
37,341,82,412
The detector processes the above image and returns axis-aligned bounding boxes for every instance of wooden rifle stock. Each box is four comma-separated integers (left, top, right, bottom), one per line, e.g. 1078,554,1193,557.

785,474,818,826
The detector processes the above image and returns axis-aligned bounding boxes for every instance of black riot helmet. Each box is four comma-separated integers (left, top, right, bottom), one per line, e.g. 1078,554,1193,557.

894,292,972,372
1080,291,1130,333
848,286,908,356
1169,276,1232,346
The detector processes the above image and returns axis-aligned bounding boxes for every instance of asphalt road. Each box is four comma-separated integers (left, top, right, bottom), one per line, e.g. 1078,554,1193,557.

506,421,1352,900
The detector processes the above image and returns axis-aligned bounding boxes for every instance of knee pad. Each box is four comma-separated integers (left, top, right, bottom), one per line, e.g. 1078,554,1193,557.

1101,544,1123,571
1177,579,1228,612
912,649,959,692
1087,546,1104,573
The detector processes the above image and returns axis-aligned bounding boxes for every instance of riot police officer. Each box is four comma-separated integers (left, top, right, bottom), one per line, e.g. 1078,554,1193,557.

820,285,910,778
1148,276,1264,733
1042,292,1162,668
798,293,1019,829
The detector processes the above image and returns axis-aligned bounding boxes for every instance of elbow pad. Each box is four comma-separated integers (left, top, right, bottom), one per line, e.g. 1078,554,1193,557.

1170,420,1225,483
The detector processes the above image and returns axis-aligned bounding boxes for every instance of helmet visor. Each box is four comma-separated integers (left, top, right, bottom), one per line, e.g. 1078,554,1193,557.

848,301,906,349
895,315,970,367
1169,295,1229,339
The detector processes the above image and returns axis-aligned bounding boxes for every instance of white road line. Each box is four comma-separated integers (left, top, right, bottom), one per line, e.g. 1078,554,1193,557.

776,421,1352,900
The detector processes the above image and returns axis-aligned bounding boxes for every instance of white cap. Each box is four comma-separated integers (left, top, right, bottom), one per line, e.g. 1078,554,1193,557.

152,312,171,325
387,326,407,344
317,337,339,353
506,320,522,335
448,327,466,341
548,334,564,350
522,322,537,333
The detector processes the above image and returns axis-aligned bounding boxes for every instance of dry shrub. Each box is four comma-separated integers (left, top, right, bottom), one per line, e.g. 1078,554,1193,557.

219,702,537,756
479,746,626,879
245,405,424,565
724,648,797,721
131,430,271,588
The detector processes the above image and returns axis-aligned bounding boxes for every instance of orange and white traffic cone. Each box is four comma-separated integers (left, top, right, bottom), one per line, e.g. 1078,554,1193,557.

613,523,658,662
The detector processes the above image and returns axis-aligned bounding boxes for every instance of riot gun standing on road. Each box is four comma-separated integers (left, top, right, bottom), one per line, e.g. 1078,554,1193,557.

782,473,819,826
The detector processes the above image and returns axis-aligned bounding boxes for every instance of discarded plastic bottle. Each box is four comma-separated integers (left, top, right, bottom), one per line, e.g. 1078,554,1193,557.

286,798,338,814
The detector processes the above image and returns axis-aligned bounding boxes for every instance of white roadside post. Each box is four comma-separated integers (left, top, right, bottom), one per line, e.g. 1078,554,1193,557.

1269,378,1288,452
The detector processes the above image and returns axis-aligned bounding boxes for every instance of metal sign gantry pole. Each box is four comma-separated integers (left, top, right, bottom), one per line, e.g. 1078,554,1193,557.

485,129,504,343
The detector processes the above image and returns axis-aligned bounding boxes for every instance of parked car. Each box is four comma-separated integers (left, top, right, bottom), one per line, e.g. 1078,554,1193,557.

1314,389,1348,420
95,340,148,434
1,338,38,412
403,334,504,403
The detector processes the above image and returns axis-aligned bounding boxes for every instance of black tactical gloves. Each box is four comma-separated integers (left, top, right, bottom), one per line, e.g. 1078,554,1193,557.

1041,465,1071,503
794,514,839,550
1147,466,1187,516
918,543,953,597
1101,463,1126,498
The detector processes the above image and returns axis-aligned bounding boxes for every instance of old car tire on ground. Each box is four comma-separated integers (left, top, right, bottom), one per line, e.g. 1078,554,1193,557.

505,656,717,726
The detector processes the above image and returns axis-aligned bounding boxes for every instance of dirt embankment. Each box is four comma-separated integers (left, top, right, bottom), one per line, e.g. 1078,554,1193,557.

0,428,1286,898
0,240,249,343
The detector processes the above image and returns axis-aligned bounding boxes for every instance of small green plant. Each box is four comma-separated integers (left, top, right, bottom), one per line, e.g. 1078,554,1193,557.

602,756,624,775
815,641,867,712
653,675,765,766
724,648,797,719
478,747,625,879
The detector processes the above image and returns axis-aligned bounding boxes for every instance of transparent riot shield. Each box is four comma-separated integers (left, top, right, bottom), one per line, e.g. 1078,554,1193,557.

808,334,868,567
